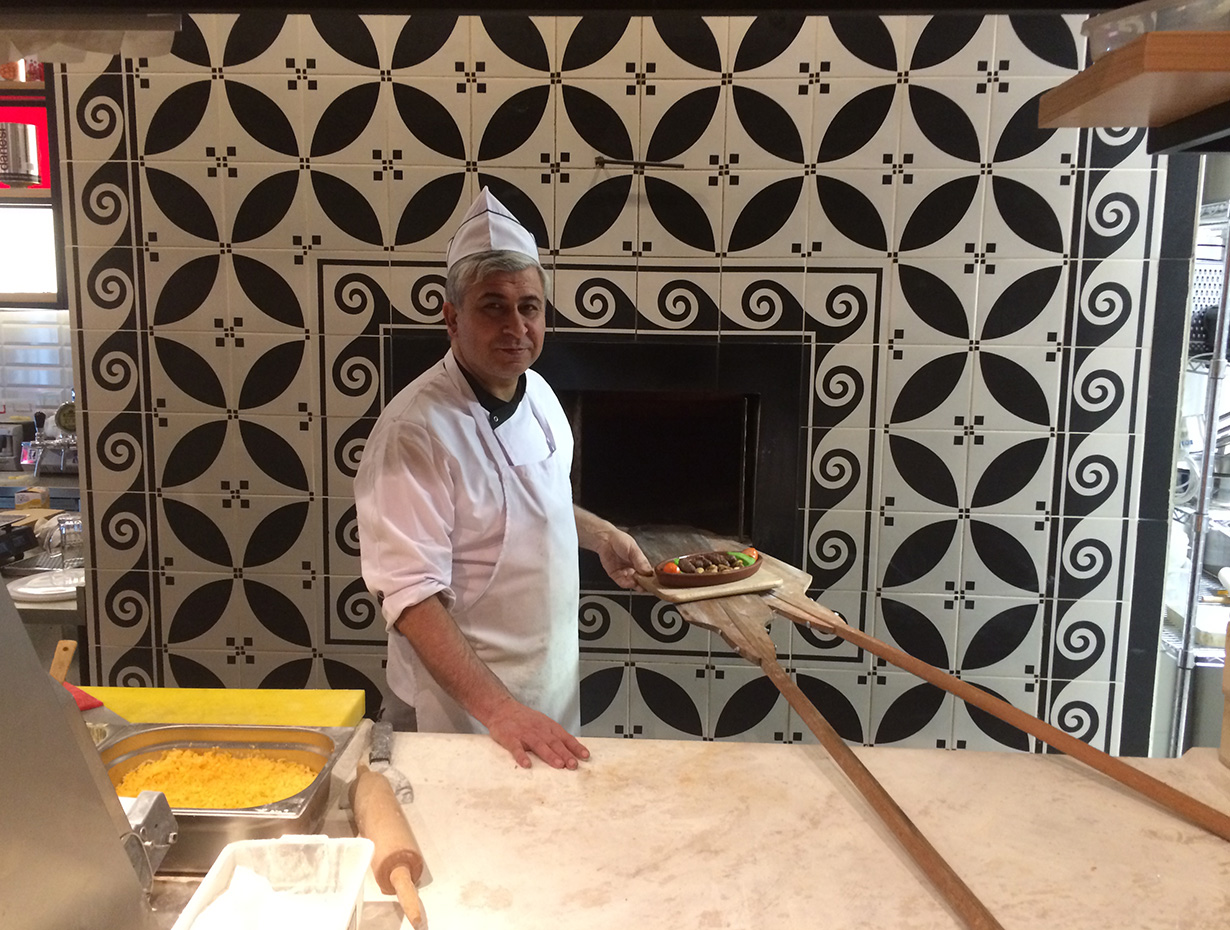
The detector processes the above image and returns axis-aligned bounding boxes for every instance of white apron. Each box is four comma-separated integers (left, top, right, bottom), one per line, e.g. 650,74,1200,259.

402,392,581,734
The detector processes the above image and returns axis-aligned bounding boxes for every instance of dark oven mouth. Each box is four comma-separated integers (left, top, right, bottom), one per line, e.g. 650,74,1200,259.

559,387,759,544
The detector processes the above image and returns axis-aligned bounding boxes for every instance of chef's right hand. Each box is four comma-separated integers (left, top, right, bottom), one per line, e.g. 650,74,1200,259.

484,697,590,770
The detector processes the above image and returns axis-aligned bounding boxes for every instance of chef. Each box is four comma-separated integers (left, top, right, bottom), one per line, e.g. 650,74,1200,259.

355,188,651,770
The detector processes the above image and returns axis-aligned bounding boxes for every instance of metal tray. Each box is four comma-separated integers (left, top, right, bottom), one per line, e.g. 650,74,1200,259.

97,722,355,874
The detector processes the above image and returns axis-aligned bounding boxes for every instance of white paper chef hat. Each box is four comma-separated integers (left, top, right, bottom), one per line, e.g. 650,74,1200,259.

445,187,540,269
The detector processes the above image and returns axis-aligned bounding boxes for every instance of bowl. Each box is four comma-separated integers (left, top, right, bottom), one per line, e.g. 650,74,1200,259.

654,549,762,588
98,723,355,874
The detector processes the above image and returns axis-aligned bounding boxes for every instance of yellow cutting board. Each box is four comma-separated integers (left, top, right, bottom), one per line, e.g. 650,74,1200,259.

79,687,365,727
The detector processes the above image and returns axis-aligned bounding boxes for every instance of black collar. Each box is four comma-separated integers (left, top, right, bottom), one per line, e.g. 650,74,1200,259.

457,363,526,430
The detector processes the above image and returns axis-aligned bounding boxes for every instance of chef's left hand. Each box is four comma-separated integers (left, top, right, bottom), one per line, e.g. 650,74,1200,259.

485,697,590,770
596,526,653,590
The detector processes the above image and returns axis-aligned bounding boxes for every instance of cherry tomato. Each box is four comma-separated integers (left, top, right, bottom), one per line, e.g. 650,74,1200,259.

660,561,681,574
742,546,758,561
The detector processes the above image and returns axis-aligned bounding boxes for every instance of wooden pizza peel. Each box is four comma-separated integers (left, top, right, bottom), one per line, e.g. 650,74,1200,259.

632,526,1005,930
633,527,1230,843
630,527,1230,928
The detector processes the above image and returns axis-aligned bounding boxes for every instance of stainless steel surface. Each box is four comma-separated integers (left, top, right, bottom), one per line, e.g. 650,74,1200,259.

120,791,180,884
0,580,154,930
1172,201,1230,756
3,546,85,576
22,436,79,475
148,876,202,930
370,719,395,764
98,722,355,874
0,422,27,471
0,122,39,187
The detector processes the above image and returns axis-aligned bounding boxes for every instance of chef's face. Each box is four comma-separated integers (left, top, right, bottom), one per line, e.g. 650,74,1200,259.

444,267,545,401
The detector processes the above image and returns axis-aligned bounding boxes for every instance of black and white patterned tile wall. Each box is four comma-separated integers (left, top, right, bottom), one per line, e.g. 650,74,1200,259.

55,12,1191,753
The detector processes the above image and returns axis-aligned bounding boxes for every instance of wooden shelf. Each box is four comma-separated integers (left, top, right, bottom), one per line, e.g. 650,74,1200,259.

0,80,44,94
1039,31,1230,129
0,293,60,305
0,188,51,201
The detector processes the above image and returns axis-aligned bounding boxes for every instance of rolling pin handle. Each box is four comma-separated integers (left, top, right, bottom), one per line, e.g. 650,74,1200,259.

391,863,426,929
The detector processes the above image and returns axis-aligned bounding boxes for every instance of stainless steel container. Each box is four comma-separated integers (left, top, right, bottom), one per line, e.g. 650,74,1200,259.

0,422,26,470
0,122,40,188
97,723,355,874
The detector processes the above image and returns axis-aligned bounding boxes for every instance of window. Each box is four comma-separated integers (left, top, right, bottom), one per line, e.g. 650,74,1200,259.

0,67,65,308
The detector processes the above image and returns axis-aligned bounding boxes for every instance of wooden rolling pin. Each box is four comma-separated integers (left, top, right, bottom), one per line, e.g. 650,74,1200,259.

350,761,427,929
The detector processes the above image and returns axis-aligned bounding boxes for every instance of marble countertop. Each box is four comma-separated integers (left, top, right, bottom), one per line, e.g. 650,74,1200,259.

315,734,1230,930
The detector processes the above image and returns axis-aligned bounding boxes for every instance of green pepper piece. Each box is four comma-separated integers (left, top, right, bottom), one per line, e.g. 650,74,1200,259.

729,551,754,567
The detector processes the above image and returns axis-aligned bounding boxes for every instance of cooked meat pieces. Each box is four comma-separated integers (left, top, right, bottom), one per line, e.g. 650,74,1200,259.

675,551,743,574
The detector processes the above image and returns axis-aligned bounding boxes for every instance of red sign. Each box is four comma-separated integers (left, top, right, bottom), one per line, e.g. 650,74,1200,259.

0,102,51,190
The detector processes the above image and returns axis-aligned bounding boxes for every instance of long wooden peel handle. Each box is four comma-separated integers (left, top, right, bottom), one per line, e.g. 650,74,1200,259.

768,592,1230,844
763,661,1004,930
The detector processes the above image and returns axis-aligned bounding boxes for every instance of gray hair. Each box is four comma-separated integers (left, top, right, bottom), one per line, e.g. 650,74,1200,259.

445,250,550,306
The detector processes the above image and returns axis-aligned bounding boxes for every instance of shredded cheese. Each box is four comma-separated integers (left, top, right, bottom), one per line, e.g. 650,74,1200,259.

113,748,318,809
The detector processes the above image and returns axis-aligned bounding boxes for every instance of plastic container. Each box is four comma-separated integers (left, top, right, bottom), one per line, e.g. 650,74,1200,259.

1083,0,1230,59
171,835,375,930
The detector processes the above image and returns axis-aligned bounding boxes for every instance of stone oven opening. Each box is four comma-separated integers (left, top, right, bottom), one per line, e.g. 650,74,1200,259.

558,388,759,540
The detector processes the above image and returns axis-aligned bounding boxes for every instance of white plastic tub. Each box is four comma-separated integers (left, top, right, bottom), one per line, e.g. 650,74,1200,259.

1083,0,1230,59
171,835,375,930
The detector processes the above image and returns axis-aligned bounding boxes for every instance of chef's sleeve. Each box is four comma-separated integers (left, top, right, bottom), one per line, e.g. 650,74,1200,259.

355,419,458,631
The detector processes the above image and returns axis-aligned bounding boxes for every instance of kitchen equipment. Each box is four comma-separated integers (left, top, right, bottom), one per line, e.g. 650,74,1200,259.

350,761,427,930
22,408,79,475
0,420,31,470
171,835,375,930
0,513,38,566
0,580,155,930
53,399,77,434
635,527,1004,930
0,121,39,187
98,722,356,873
0,507,75,575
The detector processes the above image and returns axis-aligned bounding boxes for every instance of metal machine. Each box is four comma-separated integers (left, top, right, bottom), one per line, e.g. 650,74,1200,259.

0,583,158,930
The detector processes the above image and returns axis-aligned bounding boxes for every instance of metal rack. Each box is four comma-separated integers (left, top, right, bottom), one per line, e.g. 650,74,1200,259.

1161,623,1226,668
1169,191,1230,755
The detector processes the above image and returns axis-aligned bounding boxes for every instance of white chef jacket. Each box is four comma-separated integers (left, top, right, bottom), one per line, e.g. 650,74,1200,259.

354,348,581,733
